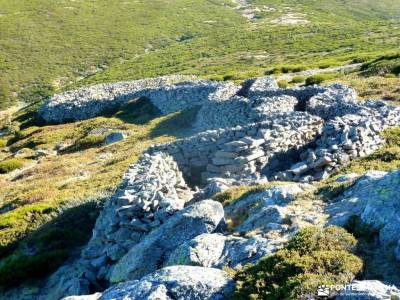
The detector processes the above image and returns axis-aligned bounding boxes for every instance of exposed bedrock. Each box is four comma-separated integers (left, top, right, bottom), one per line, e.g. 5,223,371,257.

63,266,234,300
327,170,400,246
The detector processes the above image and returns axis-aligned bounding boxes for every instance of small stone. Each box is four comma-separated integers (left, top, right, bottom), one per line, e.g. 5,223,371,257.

290,162,309,175
104,132,126,145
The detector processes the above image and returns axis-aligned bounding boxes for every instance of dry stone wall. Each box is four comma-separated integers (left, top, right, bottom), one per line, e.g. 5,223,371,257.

149,112,323,184
38,76,232,122
81,153,193,282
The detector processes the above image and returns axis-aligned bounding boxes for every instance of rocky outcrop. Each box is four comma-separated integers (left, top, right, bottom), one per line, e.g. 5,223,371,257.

65,266,233,300
327,170,400,246
165,233,276,269
109,200,224,283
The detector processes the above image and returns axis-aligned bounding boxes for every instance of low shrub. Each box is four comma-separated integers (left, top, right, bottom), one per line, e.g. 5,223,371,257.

277,80,289,88
0,139,6,148
265,65,308,75
281,65,308,73
318,63,332,69
290,76,305,84
233,226,362,299
0,158,24,174
74,134,105,150
305,73,339,85
223,74,238,81
360,54,400,76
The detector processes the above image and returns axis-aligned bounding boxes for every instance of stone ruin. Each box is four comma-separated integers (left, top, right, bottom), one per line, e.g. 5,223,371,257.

38,75,400,187
29,75,400,299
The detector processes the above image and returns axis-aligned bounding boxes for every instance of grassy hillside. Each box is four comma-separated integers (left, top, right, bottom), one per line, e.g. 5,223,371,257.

1,0,400,108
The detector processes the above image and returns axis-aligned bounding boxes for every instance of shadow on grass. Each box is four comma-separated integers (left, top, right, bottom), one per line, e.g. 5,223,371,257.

149,106,199,139
107,97,162,125
0,201,101,288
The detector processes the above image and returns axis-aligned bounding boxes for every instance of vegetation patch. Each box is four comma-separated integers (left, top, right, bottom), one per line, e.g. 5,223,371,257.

0,249,69,287
266,65,308,75
361,53,400,76
0,201,100,287
73,134,106,151
233,226,363,300
0,139,7,148
290,76,305,84
305,73,341,86
0,158,24,174
277,80,289,88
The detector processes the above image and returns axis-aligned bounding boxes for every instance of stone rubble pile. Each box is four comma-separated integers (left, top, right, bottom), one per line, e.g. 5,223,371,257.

81,153,193,282
278,104,400,182
39,75,400,185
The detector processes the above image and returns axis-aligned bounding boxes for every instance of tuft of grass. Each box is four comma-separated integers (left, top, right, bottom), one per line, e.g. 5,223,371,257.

305,73,341,85
277,80,289,88
290,75,305,84
0,139,7,148
0,158,24,174
74,134,106,151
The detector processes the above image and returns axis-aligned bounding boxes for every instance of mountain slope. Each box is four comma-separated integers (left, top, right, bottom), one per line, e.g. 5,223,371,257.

0,0,399,108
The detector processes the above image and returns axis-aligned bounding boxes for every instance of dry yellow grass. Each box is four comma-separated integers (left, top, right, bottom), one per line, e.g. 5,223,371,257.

329,74,400,104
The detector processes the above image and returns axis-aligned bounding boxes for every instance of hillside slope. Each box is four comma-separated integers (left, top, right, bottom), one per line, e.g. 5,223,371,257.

1,0,400,108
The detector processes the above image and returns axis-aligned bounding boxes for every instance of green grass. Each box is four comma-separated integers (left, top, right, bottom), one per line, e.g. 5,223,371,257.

1,1,400,108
